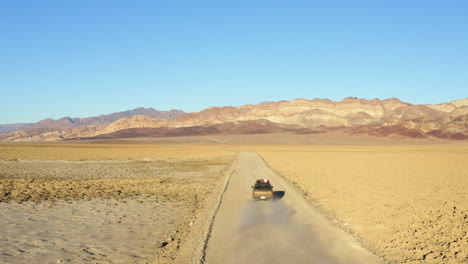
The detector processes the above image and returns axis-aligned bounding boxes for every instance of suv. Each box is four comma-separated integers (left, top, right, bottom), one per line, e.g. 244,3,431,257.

251,179,274,200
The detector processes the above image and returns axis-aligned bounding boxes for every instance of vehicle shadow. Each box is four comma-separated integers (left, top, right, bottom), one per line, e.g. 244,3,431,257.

273,191,285,200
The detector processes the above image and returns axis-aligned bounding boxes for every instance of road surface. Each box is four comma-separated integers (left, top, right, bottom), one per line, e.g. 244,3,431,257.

203,152,381,264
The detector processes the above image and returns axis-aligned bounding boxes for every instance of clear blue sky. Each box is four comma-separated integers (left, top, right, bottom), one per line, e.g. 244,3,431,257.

1,0,467,124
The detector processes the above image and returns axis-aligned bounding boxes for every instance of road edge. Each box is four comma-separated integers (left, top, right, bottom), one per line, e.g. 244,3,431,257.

192,155,238,264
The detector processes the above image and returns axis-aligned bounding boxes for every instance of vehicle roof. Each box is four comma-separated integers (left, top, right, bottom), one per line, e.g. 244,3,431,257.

255,178,270,183
254,179,272,187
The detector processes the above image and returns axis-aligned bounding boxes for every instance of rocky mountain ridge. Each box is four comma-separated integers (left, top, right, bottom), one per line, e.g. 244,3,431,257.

0,108,185,133
1,98,467,142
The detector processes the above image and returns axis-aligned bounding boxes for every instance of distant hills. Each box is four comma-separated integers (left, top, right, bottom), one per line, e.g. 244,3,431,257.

1,97,467,142
0,108,185,133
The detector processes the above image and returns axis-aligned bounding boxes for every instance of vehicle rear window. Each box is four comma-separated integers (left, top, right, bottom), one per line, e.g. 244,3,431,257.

254,184,272,190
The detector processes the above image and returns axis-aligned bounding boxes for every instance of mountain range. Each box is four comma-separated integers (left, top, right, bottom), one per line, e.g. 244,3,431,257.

1,97,467,142
0,108,185,133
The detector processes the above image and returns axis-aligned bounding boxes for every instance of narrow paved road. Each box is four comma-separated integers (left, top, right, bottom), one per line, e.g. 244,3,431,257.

203,152,381,264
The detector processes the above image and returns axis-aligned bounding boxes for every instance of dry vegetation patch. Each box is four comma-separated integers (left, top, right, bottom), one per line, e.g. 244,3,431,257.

252,145,468,264
0,158,232,203
1,176,203,203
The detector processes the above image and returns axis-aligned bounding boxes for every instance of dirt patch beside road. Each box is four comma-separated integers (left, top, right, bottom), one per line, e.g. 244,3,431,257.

0,159,229,203
0,144,235,264
252,145,468,264
0,143,229,160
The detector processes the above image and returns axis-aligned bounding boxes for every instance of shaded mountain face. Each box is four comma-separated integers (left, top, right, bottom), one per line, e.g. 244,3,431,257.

1,98,467,142
0,108,185,133
82,119,294,140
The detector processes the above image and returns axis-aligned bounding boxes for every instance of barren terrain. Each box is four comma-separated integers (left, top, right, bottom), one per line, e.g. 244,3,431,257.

0,143,235,264
1,139,467,264
244,145,468,264
0,143,229,160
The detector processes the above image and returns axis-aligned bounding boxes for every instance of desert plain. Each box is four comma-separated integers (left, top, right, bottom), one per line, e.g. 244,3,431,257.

0,136,467,264
0,143,236,263
244,145,468,264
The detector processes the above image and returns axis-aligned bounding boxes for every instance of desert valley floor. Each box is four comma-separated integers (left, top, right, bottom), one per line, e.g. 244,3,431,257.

0,134,467,264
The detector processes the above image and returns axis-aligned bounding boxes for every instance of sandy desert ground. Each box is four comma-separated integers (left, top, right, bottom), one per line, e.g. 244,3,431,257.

82,131,467,146
0,143,231,160
1,139,467,264
0,143,235,264
242,145,468,264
